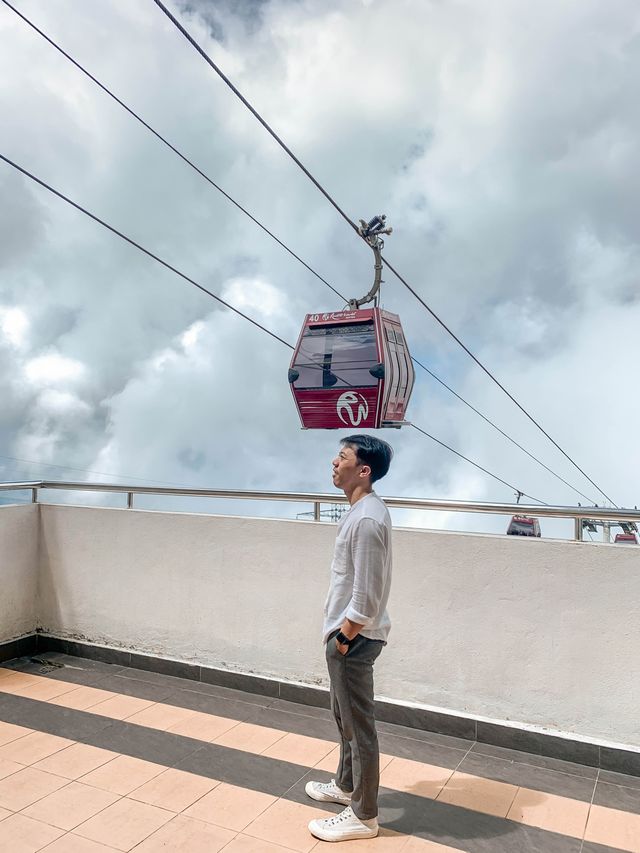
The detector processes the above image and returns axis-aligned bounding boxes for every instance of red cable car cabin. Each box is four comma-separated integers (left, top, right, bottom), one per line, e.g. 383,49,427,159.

506,515,541,537
614,533,638,544
288,307,415,429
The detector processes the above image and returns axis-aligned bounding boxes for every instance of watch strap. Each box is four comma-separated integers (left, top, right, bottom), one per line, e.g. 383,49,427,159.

336,631,353,646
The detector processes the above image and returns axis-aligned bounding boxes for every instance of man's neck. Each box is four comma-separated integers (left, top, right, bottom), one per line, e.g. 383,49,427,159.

344,483,373,506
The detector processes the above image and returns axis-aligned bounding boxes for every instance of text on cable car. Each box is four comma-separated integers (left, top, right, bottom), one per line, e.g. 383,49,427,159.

308,311,359,323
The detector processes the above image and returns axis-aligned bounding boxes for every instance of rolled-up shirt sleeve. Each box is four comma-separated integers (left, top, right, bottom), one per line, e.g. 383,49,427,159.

346,517,388,626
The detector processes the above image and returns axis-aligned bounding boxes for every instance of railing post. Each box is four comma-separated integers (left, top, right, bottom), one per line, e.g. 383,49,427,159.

127,492,134,509
574,518,583,541
31,488,38,504
314,502,321,521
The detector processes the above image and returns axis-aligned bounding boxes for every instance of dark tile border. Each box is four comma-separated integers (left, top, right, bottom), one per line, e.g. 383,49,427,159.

601,745,640,777
200,664,279,698
477,720,601,768
42,635,130,667
14,632,640,779
0,634,36,663
375,701,476,740
279,681,331,710
130,651,200,682
0,639,21,664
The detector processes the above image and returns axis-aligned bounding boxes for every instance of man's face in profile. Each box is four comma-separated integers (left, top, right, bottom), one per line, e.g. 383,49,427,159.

332,444,366,492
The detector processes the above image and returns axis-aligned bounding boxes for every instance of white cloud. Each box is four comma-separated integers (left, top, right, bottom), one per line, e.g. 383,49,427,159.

0,306,29,348
24,352,85,384
35,389,91,415
222,276,288,319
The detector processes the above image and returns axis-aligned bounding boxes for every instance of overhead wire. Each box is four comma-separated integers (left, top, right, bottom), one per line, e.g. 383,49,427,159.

0,154,292,350
0,152,546,504
152,0,361,237
0,0,599,507
412,357,596,503
152,0,616,507
411,425,548,506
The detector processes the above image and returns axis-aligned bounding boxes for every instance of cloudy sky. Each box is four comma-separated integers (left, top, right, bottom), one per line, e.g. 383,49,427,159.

1,0,638,536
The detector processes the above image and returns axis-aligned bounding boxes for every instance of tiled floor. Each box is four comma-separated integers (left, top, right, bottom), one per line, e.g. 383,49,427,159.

0,653,638,851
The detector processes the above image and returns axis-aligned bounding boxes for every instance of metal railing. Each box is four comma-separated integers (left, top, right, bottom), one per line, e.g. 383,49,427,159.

2,480,640,541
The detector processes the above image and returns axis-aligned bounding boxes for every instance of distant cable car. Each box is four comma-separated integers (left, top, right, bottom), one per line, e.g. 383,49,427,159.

507,515,541,537
506,493,541,537
614,533,638,544
288,215,415,429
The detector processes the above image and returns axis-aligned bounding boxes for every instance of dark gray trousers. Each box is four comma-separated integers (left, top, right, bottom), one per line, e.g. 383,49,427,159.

325,631,385,820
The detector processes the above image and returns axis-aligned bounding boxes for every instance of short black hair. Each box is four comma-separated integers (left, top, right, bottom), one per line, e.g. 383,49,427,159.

341,434,394,483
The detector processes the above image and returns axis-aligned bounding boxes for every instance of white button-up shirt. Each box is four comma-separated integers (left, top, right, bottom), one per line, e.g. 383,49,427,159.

323,491,392,643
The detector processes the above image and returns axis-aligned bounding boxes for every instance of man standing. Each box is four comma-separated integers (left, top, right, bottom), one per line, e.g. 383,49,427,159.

307,434,393,843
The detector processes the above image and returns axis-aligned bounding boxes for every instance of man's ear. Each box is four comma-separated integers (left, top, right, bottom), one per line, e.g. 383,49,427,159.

360,465,372,480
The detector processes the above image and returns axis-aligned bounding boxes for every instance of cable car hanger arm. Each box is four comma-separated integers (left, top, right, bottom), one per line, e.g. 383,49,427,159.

348,215,392,309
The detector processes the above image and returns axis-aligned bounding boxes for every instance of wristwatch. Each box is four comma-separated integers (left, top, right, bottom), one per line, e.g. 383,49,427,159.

336,631,354,647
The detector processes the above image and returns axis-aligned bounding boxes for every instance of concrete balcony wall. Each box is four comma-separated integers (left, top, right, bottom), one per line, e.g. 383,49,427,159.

0,504,39,642
34,503,640,749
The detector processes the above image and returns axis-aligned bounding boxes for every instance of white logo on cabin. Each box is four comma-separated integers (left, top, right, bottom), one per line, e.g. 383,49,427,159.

336,392,369,426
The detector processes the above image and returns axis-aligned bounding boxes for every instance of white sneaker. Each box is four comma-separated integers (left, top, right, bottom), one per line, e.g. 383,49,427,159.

305,779,351,806
308,805,379,842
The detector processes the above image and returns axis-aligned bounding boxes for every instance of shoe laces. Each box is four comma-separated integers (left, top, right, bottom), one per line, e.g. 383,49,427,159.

319,779,343,794
325,806,355,826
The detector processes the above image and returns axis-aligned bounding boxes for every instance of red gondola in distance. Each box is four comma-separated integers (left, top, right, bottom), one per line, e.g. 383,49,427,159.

614,532,638,544
506,515,541,537
288,215,415,429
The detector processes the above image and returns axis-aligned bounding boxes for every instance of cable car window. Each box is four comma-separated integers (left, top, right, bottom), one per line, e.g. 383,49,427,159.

403,346,412,396
292,323,378,389
395,329,409,400
384,324,401,401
